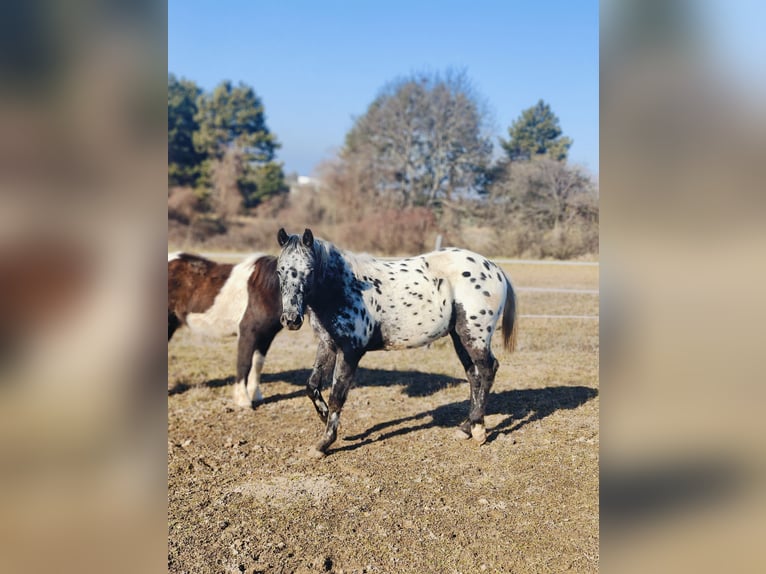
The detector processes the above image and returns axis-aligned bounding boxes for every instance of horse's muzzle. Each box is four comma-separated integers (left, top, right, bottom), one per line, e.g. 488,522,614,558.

281,312,303,330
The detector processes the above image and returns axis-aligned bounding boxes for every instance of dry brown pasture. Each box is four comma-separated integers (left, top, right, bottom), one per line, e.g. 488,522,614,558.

168,260,599,573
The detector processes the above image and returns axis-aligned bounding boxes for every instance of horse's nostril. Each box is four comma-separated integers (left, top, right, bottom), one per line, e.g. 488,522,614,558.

281,313,302,330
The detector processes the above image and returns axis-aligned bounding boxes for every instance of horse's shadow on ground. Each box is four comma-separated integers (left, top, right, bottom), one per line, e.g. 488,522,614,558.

169,368,597,451
167,372,308,405
336,384,598,453
168,367,466,403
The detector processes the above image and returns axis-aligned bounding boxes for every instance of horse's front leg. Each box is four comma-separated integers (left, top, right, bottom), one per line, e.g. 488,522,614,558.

306,338,336,422
233,322,257,408
312,348,362,458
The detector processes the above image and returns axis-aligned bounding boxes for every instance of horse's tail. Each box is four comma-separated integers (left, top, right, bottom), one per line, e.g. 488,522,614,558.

501,274,518,353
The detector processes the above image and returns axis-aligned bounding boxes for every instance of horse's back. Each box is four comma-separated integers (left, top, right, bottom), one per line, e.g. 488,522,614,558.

168,252,264,337
168,252,233,315
349,248,508,350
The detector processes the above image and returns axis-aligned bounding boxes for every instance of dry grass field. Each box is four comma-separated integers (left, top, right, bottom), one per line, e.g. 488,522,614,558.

168,260,599,573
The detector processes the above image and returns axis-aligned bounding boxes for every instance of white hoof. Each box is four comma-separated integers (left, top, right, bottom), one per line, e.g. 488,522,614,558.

453,428,471,440
232,385,253,408
471,424,487,445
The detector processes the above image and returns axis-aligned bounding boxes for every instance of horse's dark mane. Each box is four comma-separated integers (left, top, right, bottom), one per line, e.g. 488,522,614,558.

250,255,279,295
282,235,302,250
312,239,336,282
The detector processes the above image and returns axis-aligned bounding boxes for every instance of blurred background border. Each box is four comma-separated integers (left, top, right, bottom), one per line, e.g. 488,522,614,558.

0,0,764,572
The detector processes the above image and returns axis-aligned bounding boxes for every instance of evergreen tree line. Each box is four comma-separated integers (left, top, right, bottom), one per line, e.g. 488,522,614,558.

168,74,286,209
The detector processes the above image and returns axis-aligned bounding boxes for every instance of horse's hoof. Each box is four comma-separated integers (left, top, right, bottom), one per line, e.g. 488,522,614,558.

453,428,471,440
308,446,326,460
233,396,253,409
471,425,487,445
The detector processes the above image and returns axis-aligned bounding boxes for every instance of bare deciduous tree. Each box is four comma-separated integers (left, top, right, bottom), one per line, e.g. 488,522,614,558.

489,159,596,225
343,69,493,209
481,158,598,257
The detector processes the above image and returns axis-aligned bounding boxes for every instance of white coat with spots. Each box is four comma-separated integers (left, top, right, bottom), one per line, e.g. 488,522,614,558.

276,228,518,457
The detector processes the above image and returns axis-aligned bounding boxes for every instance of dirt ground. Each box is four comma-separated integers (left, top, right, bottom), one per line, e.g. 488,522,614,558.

168,262,599,573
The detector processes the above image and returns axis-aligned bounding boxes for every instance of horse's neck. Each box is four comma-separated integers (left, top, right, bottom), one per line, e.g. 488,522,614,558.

309,242,355,311
313,240,335,282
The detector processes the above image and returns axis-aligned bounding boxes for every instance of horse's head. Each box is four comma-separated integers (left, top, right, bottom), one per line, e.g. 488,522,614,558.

276,227,317,330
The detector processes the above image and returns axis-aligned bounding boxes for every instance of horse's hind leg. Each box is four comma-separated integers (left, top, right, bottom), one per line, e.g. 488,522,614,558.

451,329,499,445
465,348,499,445
449,329,476,440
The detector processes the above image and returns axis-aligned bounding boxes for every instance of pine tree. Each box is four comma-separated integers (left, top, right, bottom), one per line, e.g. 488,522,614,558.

500,100,572,162
193,80,286,207
168,74,205,186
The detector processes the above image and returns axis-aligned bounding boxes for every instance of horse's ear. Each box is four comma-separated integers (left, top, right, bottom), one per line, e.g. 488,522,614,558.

302,228,314,248
277,228,289,247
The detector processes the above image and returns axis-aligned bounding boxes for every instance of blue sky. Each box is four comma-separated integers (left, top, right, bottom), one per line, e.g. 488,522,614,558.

169,1,599,176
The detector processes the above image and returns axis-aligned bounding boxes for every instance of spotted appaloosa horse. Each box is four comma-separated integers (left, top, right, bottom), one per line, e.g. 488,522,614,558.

276,228,518,457
168,252,282,407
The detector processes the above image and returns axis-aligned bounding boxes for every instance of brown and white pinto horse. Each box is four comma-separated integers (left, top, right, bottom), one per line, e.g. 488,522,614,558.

168,252,282,407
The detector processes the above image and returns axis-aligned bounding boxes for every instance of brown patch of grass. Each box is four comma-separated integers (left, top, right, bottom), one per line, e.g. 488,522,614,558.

500,261,599,290
519,291,599,317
